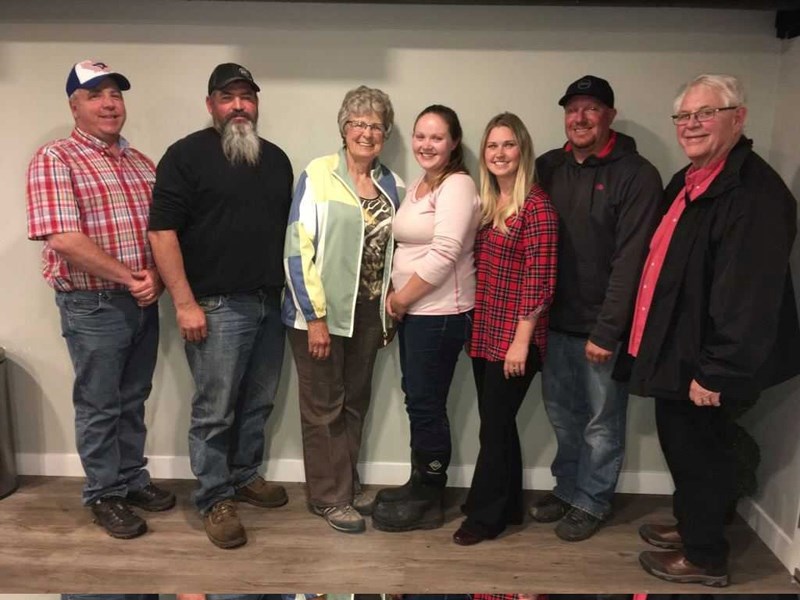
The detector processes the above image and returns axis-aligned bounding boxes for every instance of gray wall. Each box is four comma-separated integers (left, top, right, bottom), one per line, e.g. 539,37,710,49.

0,1,792,498
741,35,800,572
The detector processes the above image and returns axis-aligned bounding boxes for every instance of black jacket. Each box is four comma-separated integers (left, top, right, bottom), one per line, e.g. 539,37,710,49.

630,136,800,400
537,131,663,351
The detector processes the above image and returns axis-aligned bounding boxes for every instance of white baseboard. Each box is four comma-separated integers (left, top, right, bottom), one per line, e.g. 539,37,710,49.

16,452,675,494
739,496,796,572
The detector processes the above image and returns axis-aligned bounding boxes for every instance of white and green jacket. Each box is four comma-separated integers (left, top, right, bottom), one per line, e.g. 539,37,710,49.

282,149,405,338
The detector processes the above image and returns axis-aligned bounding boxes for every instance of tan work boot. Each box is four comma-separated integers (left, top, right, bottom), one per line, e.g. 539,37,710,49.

353,489,376,516
203,499,247,549
309,503,366,533
234,475,288,508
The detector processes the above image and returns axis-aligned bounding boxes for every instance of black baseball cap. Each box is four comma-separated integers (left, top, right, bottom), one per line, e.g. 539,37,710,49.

558,75,615,109
207,63,260,95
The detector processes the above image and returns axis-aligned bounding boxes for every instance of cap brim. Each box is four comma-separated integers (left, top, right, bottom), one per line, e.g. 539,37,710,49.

558,92,611,108
80,73,131,92
211,77,260,93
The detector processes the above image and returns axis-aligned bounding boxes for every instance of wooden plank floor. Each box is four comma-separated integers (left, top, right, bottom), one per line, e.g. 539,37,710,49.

0,476,797,593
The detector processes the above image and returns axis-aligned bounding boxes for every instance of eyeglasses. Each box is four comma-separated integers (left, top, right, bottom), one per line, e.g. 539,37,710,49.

671,106,739,126
346,120,386,135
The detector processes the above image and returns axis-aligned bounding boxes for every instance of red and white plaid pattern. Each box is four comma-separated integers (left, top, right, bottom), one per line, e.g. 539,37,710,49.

468,184,559,362
26,128,156,291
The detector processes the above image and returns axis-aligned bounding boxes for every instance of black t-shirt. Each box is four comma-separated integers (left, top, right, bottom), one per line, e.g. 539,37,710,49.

149,127,293,298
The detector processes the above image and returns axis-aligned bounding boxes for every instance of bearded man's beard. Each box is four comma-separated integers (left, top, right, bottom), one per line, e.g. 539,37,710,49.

220,117,261,166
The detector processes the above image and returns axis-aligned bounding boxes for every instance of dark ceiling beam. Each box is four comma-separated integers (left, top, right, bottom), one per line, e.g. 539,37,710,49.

198,0,800,8
776,9,800,38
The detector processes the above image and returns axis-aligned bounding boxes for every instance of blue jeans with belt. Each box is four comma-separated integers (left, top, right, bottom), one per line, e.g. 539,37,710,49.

56,290,159,505
186,288,285,513
541,329,628,518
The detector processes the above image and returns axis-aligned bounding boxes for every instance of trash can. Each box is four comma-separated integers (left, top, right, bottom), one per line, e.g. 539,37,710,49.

0,347,18,499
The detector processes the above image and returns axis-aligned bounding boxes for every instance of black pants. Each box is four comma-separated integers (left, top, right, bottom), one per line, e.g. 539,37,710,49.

655,393,758,568
462,347,541,537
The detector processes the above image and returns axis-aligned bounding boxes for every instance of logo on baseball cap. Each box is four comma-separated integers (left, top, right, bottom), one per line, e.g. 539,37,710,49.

207,63,260,95
558,75,615,109
66,60,131,97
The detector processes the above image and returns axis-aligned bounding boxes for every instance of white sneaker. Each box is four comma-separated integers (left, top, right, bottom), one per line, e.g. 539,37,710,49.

310,503,366,533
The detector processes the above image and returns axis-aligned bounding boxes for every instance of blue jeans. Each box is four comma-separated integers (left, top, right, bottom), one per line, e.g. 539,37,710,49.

56,290,158,505
399,311,472,466
186,289,285,513
541,329,628,518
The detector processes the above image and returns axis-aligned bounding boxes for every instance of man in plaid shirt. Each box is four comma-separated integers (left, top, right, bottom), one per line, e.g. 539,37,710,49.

26,59,175,540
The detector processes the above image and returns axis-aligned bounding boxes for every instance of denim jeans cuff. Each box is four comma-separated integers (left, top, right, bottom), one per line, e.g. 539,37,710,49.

234,471,261,490
571,500,610,520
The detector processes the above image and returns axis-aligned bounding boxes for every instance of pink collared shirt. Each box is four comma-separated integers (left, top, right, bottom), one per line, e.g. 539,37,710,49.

628,159,726,356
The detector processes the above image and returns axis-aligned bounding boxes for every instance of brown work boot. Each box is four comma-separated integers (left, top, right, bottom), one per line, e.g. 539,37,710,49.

203,499,247,549
233,475,288,508
639,522,683,549
639,550,729,587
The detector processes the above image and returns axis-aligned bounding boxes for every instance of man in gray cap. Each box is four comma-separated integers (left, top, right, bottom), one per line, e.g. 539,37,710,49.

531,75,663,541
26,59,175,540
149,63,293,549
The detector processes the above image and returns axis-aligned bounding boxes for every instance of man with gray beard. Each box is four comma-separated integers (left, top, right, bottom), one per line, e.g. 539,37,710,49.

148,63,293,549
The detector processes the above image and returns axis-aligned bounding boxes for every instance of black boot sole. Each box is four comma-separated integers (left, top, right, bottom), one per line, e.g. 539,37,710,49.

371,512,444,532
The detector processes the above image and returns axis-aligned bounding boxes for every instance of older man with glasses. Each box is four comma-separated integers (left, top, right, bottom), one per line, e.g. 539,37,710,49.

629,73,800,586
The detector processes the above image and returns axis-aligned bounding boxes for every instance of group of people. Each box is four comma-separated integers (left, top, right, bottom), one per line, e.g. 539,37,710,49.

26,59,800,588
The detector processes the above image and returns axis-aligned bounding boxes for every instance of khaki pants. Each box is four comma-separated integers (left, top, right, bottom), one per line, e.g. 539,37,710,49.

288,300,384,507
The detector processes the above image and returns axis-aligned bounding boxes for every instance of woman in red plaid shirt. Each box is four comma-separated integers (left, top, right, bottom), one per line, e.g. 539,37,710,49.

454,113,559,545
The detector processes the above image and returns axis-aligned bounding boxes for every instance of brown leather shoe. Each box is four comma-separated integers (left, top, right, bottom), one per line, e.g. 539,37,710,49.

639,522,683,549
203,499,247,549
639,550,729,587
234,476,288,508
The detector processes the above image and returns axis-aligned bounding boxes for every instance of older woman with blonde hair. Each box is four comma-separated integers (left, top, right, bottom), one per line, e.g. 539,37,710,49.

453,112,558,545
283,85,404,534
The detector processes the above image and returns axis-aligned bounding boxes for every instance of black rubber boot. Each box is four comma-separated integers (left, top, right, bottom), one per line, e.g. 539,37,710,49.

371,451,447,532
374,462,420,504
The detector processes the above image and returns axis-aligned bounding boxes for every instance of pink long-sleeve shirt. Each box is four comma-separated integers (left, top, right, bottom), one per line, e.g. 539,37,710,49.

391,172,481,315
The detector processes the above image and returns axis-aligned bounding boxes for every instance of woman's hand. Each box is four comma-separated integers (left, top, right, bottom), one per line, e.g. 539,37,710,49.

307,319,331,360
389,292,410,322
504,340,528,379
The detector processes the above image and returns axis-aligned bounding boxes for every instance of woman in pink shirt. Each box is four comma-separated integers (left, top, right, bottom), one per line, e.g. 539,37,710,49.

371,105,481,533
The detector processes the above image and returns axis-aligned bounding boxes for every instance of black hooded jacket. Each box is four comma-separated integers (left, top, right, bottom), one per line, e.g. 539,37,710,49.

536,131,663,351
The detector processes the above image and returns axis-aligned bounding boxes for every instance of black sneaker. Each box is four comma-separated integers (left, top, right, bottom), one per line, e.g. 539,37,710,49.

127,483,176,512
555,506,605,542
529,493,571,523
91,497,147,539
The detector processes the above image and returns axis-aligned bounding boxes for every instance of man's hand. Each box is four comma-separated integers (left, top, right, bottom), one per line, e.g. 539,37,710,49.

129,268,164,307
176,594,205,600
307,319,331,360
177,301,207,343
585,339,613,364
689,378,721,407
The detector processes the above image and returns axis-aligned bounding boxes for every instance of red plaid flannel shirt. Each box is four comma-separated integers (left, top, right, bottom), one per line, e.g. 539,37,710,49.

26,128,156,291
468,184,558,361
